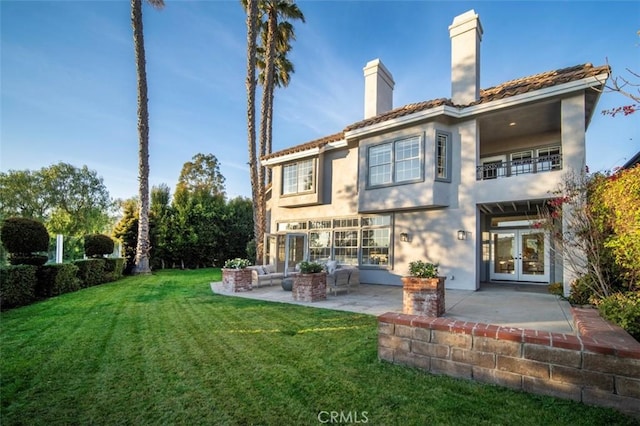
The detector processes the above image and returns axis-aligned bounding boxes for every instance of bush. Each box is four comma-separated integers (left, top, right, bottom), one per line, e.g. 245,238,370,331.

36,264,81,297
84,234,115,258
408,261,439,278
8,254,48,266
103,258,125,282
0,265,36,310
568,275,597,305
0,217,49,255
223,258,251,269
548,282,564,296
598,292,640,340
75,259,106,287
298,261,324,274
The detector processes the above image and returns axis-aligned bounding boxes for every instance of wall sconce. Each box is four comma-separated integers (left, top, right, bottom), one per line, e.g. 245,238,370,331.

457,230,467,240
400,232,409,242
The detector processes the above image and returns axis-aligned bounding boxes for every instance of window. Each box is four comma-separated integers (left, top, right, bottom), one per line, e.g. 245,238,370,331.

537,147,561,172
361,229,390,266
511,151,533,175
309,231,331,261
368,136,422,187
435,131,452,181
282,159,314,195
334,230,359,265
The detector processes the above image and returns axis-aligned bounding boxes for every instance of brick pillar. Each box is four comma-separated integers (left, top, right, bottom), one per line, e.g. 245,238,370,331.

402,277,445,316
222,268,253,292
293,272,327,302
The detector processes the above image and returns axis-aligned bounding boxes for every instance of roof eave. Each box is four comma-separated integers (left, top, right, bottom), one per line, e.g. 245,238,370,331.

344,72,611,139
261,139,348,166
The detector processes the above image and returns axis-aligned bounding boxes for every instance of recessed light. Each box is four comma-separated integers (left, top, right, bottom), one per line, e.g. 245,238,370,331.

509,122,516,126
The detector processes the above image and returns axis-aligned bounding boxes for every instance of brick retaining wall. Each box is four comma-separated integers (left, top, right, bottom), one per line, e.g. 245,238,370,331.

378,309,640,417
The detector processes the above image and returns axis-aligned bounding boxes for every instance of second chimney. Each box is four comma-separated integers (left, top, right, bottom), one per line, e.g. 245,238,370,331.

449,10,483,105
363,59,395,119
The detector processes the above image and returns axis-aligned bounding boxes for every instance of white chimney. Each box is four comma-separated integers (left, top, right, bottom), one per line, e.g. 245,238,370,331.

363,59,395,118
449,10,483,105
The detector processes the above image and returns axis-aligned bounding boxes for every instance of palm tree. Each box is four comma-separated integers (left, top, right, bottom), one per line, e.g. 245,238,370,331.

257,20,296,184
243,0,262,263
131,0,164,274
258,1,304,187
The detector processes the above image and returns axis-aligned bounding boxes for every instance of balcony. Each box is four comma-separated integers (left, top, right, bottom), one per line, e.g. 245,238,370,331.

476,153,562,181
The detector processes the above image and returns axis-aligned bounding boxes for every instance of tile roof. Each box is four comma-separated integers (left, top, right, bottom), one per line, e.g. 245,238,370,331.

264,63,609,161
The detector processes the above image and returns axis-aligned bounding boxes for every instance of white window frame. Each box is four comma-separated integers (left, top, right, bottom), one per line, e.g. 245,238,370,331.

367,136,423,188
435,130,452,182
282,159,315,195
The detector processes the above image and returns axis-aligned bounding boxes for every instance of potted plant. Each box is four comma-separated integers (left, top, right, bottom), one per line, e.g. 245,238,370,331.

402,260,445,316
222,258,252,292
293,261,327,302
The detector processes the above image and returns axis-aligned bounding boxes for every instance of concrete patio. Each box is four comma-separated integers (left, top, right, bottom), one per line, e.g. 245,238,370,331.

210,281,575,334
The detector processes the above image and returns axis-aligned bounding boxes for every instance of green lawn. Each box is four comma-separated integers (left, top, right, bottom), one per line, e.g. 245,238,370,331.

0,269,634,425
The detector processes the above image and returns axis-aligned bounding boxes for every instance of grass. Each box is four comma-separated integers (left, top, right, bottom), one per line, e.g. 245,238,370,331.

1,269,635,425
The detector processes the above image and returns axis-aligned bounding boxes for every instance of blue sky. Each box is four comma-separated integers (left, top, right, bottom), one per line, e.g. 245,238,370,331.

2,0,639,201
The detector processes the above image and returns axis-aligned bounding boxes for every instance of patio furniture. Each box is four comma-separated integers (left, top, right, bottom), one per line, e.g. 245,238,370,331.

325,261,360,296
247,265,284,288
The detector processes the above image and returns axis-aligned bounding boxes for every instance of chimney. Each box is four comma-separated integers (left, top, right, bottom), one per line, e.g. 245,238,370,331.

449,10,483,105
363,59,395,119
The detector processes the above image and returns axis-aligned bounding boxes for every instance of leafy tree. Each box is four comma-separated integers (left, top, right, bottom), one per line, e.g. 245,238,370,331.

113,198,139,274
150,184,173,269
176,153,226,199
0,163,113,237
131,0,164,275
223,197,254,261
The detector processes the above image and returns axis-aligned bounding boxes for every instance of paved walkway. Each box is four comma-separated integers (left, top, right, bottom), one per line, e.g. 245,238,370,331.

210,281,575,334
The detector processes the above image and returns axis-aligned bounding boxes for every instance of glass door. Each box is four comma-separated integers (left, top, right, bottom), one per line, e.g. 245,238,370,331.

519,230,548,282
284,233,307,275
490,232,516,280
490,230,549,283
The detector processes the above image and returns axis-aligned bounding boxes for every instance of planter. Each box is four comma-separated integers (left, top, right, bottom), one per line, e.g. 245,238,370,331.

293,272,326,302
222,268,252,292
402,276,446,317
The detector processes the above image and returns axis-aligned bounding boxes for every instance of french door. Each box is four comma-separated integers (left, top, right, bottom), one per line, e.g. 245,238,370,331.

490,230,548,283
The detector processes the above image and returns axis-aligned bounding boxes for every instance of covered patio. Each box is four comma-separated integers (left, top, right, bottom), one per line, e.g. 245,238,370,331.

210,281,575,334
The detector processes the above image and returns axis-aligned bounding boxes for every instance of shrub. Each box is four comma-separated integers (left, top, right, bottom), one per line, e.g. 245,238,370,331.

103,258,125,282
0,265,36,310
568,275,597,305
223,258,251,269
8,254,48,266
298,261,324,274
75,259,106,287
36,264,81,297
598,292,640,341
548,282,564,296
84,234,115,258
408,261,439,279
0,217,49,255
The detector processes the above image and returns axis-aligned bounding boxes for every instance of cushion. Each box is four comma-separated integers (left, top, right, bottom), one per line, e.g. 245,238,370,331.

326,260,338,275
264,264,276,274
256,266,265,275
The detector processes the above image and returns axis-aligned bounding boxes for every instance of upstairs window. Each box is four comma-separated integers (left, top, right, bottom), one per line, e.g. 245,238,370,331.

368,136,422,187
282,159,314,195
435,131,452,182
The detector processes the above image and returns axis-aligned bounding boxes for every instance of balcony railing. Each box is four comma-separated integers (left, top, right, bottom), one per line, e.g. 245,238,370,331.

476,154,563,181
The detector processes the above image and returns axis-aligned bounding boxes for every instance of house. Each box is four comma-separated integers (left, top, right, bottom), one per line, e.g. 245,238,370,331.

260,10,610,294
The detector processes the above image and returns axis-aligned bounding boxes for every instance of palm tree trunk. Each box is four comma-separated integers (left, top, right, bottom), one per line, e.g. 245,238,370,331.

245,0,264,263
131,0,151,274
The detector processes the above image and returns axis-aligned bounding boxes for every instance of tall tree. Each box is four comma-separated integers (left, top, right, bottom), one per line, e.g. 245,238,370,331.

258,1,304,185
243,0,261,263
131,0,164,275
175,153,226,199
257,20,296,184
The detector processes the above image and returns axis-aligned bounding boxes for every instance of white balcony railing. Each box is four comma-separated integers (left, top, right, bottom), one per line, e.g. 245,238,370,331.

476,154,562,181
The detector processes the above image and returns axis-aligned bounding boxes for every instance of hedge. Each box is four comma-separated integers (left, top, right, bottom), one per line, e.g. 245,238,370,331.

84,234,115,258
75,259,106,287
0,217,49,255
37,264,81,297
0,265,36,310
103,258,125,282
